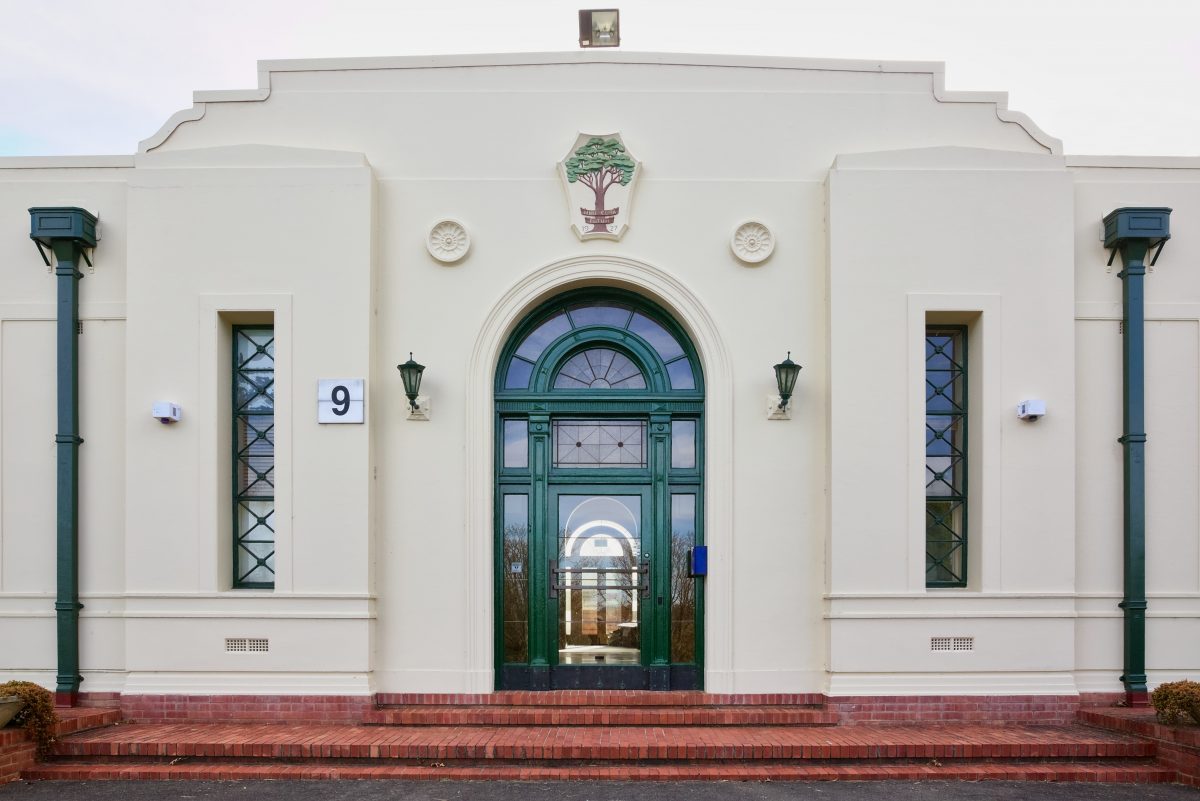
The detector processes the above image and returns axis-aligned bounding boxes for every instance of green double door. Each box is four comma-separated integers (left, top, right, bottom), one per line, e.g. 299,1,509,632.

497,415,702,691
493,289,705,690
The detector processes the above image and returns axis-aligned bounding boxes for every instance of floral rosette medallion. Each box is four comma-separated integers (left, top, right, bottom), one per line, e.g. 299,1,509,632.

426,220,470,263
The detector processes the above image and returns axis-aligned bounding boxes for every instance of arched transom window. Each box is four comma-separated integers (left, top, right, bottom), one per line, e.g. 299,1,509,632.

498,294,702,395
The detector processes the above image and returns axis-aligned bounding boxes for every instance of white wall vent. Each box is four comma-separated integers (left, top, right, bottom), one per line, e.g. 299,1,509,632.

225,637,269,653
931,636,974,652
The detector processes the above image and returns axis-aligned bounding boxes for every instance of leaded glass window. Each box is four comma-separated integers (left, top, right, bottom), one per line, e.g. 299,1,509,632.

553,348,646,390
554,419,646,468
500,297,700,393
926,326,967,587
233,326,275,588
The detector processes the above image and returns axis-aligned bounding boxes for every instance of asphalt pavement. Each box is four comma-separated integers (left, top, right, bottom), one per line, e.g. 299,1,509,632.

1,782,1197,801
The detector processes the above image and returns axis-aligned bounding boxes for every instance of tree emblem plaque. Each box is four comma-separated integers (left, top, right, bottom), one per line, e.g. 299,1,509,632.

558,133,641,241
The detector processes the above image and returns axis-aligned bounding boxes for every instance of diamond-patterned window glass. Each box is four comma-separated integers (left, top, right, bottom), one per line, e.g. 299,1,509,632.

233,326,275,588
553,420,646,468
553,349,647,390
926,326,967,587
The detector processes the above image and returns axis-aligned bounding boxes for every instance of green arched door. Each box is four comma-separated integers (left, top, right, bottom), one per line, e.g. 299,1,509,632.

495,289,704,690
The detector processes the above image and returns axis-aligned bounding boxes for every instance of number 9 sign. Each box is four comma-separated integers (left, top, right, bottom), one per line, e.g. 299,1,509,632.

317,379,364,424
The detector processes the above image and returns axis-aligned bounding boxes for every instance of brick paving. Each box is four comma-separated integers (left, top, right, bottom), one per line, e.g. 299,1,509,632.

24,760,1175,782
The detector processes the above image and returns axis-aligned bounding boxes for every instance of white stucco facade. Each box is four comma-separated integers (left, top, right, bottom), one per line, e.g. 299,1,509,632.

0,53,1196,700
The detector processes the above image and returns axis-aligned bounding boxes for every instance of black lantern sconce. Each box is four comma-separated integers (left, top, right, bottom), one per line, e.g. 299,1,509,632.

773,352,802,411
397,353,428,420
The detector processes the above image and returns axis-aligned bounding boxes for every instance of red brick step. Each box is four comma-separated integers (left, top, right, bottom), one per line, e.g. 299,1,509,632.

374,691,826,707
362,704,838,727
50,722,1156,763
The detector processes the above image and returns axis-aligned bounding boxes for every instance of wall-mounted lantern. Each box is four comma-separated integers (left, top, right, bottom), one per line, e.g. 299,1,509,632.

768,352,802,420
774,352,801,409
578,9,620,47
397,353,429,421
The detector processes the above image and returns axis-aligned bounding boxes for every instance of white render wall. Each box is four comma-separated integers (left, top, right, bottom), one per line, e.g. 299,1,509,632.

0,53,1195,697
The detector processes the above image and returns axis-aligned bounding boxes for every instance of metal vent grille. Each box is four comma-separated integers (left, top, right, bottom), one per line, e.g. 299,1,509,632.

931,636,974,652
225,637,269,653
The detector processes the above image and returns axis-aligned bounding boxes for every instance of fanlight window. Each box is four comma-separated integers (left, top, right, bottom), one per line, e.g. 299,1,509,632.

503,299,698,392
554,349,646,389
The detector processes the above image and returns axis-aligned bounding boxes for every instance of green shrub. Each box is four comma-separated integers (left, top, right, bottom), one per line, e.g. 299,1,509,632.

0,681,59,757
1150,680,1200,726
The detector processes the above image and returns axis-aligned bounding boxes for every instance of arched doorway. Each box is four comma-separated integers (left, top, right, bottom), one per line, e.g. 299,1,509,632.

494,288,704,690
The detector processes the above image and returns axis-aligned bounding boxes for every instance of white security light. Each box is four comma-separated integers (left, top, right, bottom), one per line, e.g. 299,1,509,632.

152,402,181,424
1016,399,1046,421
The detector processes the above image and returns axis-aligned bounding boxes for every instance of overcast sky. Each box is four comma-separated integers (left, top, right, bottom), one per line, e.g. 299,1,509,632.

1,0,1197,157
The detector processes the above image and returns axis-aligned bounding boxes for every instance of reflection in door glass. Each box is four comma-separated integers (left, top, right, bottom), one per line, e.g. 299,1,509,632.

557,495,642,665
502,495,529,662
670,494,696,663
503,419,528,468
671,420,696,469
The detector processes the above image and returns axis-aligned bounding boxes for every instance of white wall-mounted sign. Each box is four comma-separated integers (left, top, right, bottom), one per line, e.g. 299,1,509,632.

318,379,364,424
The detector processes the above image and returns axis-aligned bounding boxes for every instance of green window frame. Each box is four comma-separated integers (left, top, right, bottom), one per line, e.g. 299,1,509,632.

232,326,276,589
925,325,967,588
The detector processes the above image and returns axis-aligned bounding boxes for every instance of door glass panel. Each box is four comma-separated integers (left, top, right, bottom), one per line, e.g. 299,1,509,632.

502,495,529,663
503,419,528,468
670,494,696,663
557,495,642,665
671,420,696,469
554,420,646,468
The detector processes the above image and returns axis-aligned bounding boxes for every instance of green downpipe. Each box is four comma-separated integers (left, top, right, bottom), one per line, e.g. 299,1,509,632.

1104,206,1171,708
29,207,97,708
1116,239,1149,705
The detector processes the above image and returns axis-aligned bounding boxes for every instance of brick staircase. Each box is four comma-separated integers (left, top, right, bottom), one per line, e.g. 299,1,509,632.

17,692,1180,784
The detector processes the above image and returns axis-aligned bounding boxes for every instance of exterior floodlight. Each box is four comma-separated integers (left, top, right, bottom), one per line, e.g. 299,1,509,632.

579,9,620,47
774,352,801,410
397,353,425,412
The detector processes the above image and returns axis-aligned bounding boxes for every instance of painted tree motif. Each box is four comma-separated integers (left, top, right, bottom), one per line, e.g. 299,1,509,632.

564,137,637,219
